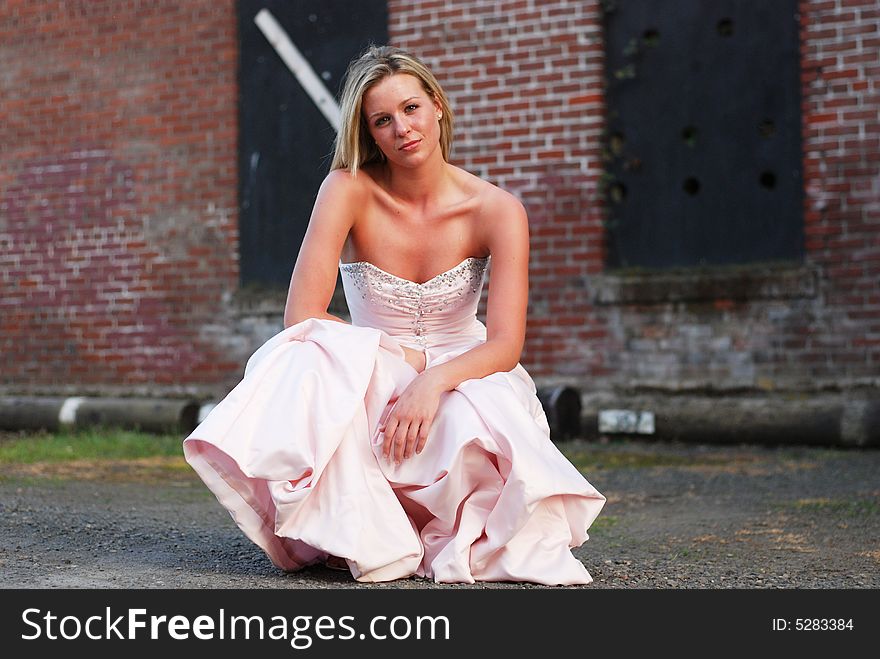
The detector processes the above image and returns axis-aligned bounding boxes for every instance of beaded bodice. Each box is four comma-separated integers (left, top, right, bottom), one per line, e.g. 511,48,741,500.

339,256,490,349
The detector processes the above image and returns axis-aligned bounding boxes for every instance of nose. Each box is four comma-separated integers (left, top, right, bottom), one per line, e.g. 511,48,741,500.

393,115,411,136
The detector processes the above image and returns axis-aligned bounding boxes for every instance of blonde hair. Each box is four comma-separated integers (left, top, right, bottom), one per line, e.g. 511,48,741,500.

331,45,454,174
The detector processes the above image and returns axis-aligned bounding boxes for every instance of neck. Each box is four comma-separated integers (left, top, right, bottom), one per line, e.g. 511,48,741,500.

385,150,449,208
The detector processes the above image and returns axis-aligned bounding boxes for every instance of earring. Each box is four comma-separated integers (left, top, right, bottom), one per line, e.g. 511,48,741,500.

437,112,442,120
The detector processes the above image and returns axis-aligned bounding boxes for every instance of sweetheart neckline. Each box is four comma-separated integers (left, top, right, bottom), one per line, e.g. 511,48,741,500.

339,255,489,286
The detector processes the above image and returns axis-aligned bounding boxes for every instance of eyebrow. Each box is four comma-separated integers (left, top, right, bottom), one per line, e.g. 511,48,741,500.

367,97,420,120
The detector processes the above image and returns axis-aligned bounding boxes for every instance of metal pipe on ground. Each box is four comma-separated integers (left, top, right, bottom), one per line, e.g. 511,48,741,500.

580,393,880,448
536,385,582,441
0,397,201,434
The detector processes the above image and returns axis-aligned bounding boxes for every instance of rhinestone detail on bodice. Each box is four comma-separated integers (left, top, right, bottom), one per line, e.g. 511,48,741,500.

339,256,489,347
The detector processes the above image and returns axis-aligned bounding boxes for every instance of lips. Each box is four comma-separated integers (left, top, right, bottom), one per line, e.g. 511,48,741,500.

399,139,421,151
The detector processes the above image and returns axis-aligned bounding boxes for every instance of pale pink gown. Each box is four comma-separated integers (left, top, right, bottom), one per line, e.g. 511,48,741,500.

183,256,605,584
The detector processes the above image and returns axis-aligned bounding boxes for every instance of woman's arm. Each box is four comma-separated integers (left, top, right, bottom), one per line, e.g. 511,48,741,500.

381,189,530,463
418,190,529,384
283,170,360,327
284,169,435,375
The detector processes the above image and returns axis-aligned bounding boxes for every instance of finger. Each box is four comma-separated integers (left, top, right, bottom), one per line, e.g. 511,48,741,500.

405,419,428,458
391,424,403,464
396,420,418,463
384,433,399,461
382,418,399,459
415,422,430,455
403,419,422,459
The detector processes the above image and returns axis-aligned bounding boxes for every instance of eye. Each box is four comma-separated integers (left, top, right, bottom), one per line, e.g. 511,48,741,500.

374,116,390,127
405,104,418,113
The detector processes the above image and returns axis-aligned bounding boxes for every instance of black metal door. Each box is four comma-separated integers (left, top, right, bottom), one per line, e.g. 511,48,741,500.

237,0,387,288
602,0,804,270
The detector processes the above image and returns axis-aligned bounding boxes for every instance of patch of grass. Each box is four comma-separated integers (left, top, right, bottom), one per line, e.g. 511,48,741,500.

561,449,697,471
0,428,183,464
786,497,879,517
590,515,619,532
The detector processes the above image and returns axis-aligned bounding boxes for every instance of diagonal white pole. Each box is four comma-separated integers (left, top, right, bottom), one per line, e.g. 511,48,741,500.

254,8,342,132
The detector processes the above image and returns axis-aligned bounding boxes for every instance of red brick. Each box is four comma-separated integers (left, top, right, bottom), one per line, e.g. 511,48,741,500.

2,0,877,396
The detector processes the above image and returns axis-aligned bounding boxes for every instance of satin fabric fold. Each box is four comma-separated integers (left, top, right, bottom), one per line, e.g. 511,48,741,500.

184,258,605,584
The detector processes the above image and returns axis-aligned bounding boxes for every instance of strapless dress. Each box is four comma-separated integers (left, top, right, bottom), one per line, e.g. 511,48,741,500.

183,256,605,584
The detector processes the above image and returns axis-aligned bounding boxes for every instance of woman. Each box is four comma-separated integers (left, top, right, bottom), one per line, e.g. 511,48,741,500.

184,45,605,585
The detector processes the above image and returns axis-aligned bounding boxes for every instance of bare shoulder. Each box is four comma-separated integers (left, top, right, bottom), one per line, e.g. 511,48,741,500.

311,168,375,230
457,173,528,244
318,167,371,199
483,183,527,222
449,165,527,222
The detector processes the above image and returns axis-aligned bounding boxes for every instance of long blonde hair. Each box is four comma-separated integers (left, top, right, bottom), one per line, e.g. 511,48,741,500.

331,45,454,175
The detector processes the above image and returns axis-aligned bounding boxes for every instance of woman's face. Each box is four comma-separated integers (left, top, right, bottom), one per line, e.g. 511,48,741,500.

362,73,442,168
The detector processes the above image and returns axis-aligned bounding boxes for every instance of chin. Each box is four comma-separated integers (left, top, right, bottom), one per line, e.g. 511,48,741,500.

393,144,439,168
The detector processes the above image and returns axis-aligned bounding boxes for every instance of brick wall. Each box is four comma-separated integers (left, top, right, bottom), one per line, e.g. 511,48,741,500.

389,0,611,382
0,0,876,399
798,0,880,385
390,0,879,392
0,0,242,396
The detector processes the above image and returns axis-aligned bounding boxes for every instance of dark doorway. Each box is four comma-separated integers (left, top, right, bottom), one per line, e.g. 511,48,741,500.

237,0,387,288
602,0,804,270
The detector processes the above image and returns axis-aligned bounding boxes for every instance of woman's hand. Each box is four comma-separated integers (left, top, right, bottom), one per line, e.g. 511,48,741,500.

381,370,444,464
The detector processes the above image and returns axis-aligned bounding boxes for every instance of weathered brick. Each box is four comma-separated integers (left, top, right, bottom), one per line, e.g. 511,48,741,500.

1,0,876,397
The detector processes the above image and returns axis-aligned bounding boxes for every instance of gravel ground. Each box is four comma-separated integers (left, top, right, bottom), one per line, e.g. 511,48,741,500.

1,437,878,590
